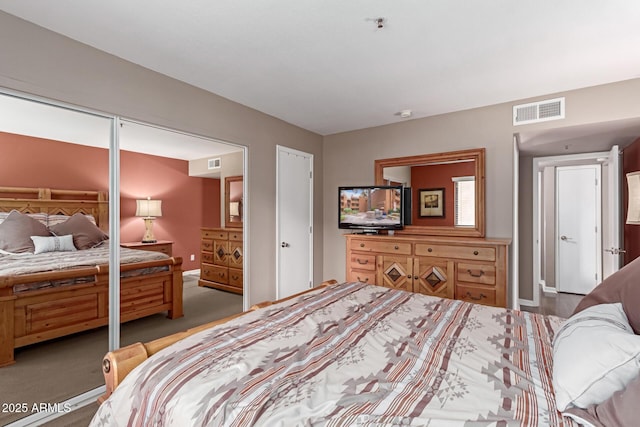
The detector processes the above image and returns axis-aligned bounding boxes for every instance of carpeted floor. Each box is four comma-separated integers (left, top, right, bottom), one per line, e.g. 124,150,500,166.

0,274,243,426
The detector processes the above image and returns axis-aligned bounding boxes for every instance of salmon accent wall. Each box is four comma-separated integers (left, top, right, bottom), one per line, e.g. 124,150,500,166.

0,131,220,271
410,161,476,227
624,136,640,265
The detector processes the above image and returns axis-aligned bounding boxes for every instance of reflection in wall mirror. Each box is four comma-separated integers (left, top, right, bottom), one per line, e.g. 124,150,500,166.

374,148,485,237
225,175,243,228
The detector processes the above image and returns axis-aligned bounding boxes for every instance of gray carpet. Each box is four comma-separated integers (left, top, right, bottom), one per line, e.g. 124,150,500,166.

0,275,243,426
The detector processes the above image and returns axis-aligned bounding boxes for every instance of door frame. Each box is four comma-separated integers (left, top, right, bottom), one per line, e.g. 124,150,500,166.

527,149,614,307
275,145,314,299
554,164,602,294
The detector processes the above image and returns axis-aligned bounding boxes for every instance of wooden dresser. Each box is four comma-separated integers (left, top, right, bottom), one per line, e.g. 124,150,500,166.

345,234,510,308
199,228,243,294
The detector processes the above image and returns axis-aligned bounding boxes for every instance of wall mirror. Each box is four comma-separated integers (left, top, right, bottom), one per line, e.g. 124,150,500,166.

225,175,243,228
374,148,485,237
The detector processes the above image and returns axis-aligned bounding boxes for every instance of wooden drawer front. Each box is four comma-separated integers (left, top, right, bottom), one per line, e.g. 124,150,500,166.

202,229,228,240
201,239,214,252
121,282,165,314
456,284,497,306
352,239,411,255
457,263,496,286
26,294,98,333
415,244,495,262
201,264,228,285
349,253,376,271
348,269,376,285
201,252,214,264
229,231,243,242
153,244,172,256
228,268,243,288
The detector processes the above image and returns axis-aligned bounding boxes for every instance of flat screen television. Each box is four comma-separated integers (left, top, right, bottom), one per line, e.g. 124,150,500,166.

338,186,404,232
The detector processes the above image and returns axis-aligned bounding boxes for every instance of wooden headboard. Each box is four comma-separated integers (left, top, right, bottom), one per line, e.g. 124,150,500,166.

0,186,109,232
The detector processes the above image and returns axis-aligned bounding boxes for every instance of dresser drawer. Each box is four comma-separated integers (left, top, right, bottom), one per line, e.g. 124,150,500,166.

201,264,228,285
228,231,243,241
228,268,243,288
457,263,496,285
201,239,214,252
415,244,495,261
201,252,214,264
455,284,497,306
347,269,376,285
351,239,411,255
202,229,228,240
348,253,376,271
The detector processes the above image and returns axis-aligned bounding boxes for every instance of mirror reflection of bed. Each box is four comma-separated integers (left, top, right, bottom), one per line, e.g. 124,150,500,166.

0,100,246,426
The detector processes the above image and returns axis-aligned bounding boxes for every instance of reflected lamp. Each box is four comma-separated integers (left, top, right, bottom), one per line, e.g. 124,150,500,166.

135,197,162,243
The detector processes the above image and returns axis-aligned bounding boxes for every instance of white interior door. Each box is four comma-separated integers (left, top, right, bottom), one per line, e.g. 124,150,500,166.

603,145,622,278
556,165,601,294
276,145,313,299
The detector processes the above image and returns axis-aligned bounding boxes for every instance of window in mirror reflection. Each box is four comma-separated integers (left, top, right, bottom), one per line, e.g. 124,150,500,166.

453,176,475,227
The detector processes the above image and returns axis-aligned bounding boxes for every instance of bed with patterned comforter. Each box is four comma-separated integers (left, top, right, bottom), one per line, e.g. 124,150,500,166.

91,281,576,426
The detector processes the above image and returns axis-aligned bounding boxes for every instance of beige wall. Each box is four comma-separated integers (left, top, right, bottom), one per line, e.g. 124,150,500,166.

323,79,640,303
0,12,324,305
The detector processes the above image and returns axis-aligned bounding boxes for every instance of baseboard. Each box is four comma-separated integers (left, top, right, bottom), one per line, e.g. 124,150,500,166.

518,298,537,307
183,269,200,277
541,283,558,294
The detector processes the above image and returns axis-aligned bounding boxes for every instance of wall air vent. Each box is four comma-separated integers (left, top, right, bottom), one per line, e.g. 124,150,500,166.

208,158,221,170
513,97,565,126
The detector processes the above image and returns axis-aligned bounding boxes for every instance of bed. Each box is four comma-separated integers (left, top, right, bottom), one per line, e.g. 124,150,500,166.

92,257,640,426
0,186,183,368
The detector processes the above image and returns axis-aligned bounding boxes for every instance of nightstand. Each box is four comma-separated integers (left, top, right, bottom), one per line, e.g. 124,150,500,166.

121,240,173,256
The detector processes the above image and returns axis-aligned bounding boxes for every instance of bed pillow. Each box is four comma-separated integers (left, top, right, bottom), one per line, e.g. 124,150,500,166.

553,302,640,412
0,210,51,253
573,255,640,333
49,212,109,250
47,213,97,227
563,373,640,427
30,234,77,254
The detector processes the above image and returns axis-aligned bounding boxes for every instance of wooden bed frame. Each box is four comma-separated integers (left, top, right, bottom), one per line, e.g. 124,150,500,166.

99,279,338,402
0,186,183,367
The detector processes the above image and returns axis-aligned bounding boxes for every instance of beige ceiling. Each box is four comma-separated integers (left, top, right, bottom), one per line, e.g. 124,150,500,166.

1,1,639,137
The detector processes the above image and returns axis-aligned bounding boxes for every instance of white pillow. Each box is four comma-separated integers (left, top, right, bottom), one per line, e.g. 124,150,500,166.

30,234,77,254
553,302,640,411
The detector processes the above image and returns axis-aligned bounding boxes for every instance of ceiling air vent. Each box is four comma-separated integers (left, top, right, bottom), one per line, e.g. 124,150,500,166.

513,97,565,126
208,158,221,170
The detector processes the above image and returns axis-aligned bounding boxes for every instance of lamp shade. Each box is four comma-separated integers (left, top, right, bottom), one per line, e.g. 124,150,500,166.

136,198,162,218
627,172,640,225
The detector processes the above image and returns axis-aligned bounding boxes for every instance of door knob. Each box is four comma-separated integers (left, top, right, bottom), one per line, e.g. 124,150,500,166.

560,235,568,241
281,242,290,248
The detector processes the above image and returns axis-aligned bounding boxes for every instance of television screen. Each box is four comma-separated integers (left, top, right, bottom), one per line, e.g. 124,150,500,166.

338,186,403,231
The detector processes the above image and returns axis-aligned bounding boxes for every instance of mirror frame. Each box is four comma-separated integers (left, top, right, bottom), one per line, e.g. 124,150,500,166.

224,175,243,229
374,148,485,237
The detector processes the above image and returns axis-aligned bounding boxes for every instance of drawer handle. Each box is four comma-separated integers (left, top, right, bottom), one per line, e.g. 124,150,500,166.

428,248,433,252
356,258,369,265
467,269,485,278
394,245,399,250
466,292,486,301
473,250,479,256
231,275,239,280
407,275,412,279
360,243,365,248
219,273,225,278
357,276,369,283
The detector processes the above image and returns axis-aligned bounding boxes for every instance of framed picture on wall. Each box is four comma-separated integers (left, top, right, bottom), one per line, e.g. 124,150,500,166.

418,188,445,217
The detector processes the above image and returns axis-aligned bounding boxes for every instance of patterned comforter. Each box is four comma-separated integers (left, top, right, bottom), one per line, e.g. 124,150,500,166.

0,242,170,293
91,282,576,426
